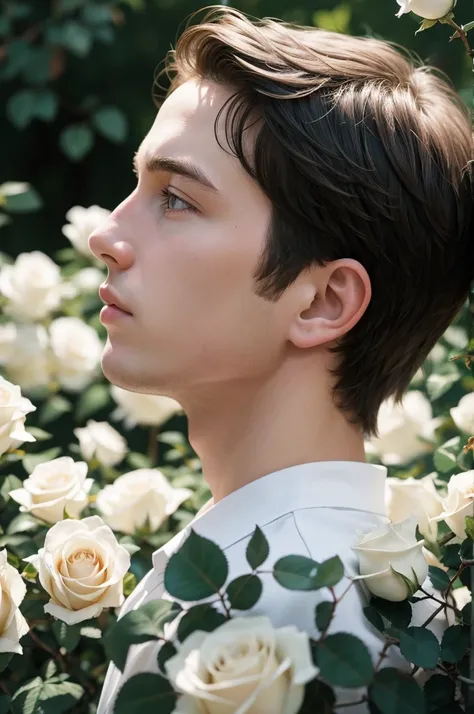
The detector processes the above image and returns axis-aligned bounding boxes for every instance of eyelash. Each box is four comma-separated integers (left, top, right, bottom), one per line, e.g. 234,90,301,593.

159,187,196,216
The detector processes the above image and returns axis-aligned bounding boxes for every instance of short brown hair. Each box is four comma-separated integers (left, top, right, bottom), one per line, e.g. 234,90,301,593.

157,6,474,436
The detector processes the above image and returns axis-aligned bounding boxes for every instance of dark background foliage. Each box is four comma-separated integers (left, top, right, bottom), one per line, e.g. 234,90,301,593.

0,0,472,260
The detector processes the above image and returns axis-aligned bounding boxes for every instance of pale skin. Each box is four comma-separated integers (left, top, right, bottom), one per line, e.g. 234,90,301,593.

89,78,372,503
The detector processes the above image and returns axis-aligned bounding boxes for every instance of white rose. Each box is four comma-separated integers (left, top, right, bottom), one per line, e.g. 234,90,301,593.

24,515,130,625
9,456,93,524
367,391,438,465
421,547,448,572
165,616,318,714
0,323,16,364
3,324,54,392
0,549,29,654
395,0,456,20
62,205,110,257
72,267,105,293
431,471,474,539
96,468,191,534
49,317,103,392
386,473,443,542
74,420,127,467
0,376,36,456
111,385,182,428
0,251,63,320
351,514,428,601
450,393,474,435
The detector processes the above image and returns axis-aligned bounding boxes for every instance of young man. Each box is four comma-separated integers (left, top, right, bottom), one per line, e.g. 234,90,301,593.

91,6,473,712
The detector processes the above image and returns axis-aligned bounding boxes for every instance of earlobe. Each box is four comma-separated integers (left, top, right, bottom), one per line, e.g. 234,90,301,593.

288,259,371,349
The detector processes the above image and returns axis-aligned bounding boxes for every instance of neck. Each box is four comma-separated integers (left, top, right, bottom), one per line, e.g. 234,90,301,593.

178,351,366,503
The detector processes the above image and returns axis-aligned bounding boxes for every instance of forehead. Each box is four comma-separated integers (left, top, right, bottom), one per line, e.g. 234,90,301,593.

140,79,256,188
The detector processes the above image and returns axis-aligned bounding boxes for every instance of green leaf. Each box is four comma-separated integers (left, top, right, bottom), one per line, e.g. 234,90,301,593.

226,574,262,610
460,538,473,561
164,530,229,601
7,513,40,535
246,526,269,570
273,555,320,590
103,600,181,672
312,555,344,588
440,544,461,570
369,668,425,714
0,653,12,674
1,40,31,80
52,621,81,652
6,90,36,129
461,602,471,626
315,633,373,688
58,0,86,12
123,571,137,597
315,601,334,632
127,452,151,469
426,364,459,401
423,673,455,710
114,673,176,714
157,641,177,675
81,4,113,23
1,183,42,213
465,516,474,540
434,437,462,473
177,604,226,643
23,447,62,474
34,91,59,122
415,18,438,34
440,625,468,664
21,562,38,581
92,106,128,143
299,678,335,714
428,566,451,591
54,21,92,56
0,475,23,502
399,627,440,669
0,694,11,714
76,382,110,421
39,395,72,425
59,124,94,161
367,597,412,632
363,605,385,633
11,676,84,714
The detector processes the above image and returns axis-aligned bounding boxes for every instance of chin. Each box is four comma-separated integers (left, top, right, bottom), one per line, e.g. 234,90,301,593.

100,344,174,397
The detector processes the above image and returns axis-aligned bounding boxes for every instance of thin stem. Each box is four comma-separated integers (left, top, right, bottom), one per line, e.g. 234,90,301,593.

438,531,457,547
419,603,446,629
336,697,367,709
419,587,458,614
442,16,474,56
375,638,399,671
28,627,67,672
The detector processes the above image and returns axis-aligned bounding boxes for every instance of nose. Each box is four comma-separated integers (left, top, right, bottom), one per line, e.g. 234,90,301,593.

89,219,135,272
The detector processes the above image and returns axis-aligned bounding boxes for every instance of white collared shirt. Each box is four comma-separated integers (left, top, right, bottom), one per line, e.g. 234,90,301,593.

97,460,450,713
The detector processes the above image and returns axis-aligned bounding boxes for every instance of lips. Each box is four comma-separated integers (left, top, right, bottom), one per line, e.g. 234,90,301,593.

99,285,133,315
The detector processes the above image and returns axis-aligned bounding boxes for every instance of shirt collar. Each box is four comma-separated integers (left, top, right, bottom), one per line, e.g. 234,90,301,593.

153,460,387,570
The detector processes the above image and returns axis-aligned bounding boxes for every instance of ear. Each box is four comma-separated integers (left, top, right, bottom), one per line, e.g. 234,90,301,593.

288,259,371,349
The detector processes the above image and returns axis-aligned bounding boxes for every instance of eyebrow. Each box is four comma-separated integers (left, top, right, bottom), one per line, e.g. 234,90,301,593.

133,151,219,194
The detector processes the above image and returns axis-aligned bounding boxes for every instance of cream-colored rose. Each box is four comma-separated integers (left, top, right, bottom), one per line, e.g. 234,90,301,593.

49,317,102,392
450,393,474,436
395,0,456,20
431,471,474,539
24,515,130,625
62,205,110,257
0,323,16,364
0,376,36,456
71,267,105,293
367,391,438,465
9,456,93,524
0,549,29,654
111,385,182,429
351,514,428,601
74,420,127,467
165,616,318,714
0,251,64,320
386,474,443,542
3,324,54,392
96,468,191,534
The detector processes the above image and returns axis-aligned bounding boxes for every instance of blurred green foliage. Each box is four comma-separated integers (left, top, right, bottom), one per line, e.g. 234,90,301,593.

0,0,472,259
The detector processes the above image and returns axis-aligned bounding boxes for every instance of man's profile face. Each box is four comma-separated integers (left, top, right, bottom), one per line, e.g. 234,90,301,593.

89,79,292,400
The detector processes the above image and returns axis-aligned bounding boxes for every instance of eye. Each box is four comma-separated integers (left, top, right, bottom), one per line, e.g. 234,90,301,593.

160,187,197,215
